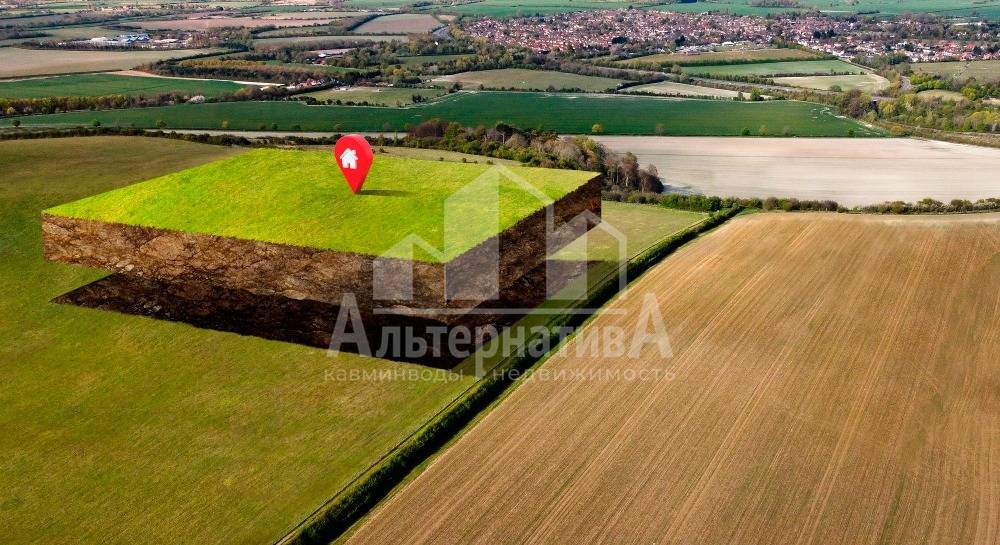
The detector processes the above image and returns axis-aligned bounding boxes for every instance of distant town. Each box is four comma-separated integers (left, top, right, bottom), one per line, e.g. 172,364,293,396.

464,9,1000,63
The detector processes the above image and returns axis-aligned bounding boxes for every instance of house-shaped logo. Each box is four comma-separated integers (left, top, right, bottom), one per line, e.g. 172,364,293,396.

339,148,358,170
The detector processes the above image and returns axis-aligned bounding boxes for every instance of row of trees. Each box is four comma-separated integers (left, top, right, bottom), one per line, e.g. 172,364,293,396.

0,85,287,117
402,119,663,193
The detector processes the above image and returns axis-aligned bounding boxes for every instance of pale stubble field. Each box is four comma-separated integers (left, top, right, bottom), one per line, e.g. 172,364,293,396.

346,212,1000,545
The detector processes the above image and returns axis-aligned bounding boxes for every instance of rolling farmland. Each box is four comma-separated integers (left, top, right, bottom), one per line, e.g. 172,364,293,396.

617,47,820,67
301,86,446,105
3,92,880,136
352,13,443,33
685,59,864,77
0,73,250,98
621,81,744,99
0,47,224,78
252,34,407,47
346,212,1000,545
913,60,1000,83
431,69,628,91
0,135,705,544
0,136,480,545
772,73,890,93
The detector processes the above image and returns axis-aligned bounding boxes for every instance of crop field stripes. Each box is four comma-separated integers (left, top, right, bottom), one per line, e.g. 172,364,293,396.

343,213,1000,545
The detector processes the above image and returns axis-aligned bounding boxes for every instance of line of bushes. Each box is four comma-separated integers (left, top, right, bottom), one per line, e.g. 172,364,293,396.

603,190,842,213
279,206,742,545
857,198,1000,214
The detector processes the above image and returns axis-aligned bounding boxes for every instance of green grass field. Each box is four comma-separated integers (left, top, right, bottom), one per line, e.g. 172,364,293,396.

431,69,628,92
0,136,476,545
686,59,865,77
553,201,705,261
47,149,594,261
913,60,1000,83
617,48,820,68
0,73,250,99
1,135,705,545
5,92,882,136
772,73,889,93
621,81,743,99
302,86,446,105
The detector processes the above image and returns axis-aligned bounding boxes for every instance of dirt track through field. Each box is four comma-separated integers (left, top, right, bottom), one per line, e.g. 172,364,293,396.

346,213,1000,545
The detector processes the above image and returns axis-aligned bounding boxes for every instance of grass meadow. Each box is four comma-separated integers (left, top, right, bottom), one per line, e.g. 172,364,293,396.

0,73,249,99
617,47,820,67
0,136,477,545
4,92,882,136
302,85,447,105
685,59,864,77
913,60,1000,82
772,73,890,93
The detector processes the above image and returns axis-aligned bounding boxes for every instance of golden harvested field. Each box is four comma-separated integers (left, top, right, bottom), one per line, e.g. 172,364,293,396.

347,212,1000,545
0,47,222,78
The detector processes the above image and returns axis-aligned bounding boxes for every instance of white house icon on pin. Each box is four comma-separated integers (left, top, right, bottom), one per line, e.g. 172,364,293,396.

339,148,358,170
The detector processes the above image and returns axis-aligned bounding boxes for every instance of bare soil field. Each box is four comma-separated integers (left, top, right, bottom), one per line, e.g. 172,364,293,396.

594,136,1000,206
351,13,442,33
347,212,1000,545
0,47,222,78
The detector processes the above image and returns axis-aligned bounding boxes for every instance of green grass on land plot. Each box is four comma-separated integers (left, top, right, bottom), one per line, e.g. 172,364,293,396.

617,48,820,67
302,86,446,105
6,91,883,136
431,69,627,92
0,136,476,545
0,47,225,78
0,73,249,99
913,60,1000,83
686,59,864,77
554,201,706,261
46,148,595,261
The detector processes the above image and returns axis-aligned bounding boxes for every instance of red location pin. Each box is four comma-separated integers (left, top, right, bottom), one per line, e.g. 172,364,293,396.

333,134,374,194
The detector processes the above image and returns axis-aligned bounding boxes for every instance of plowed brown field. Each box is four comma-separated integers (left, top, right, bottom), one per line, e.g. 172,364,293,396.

346,213,1000,545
